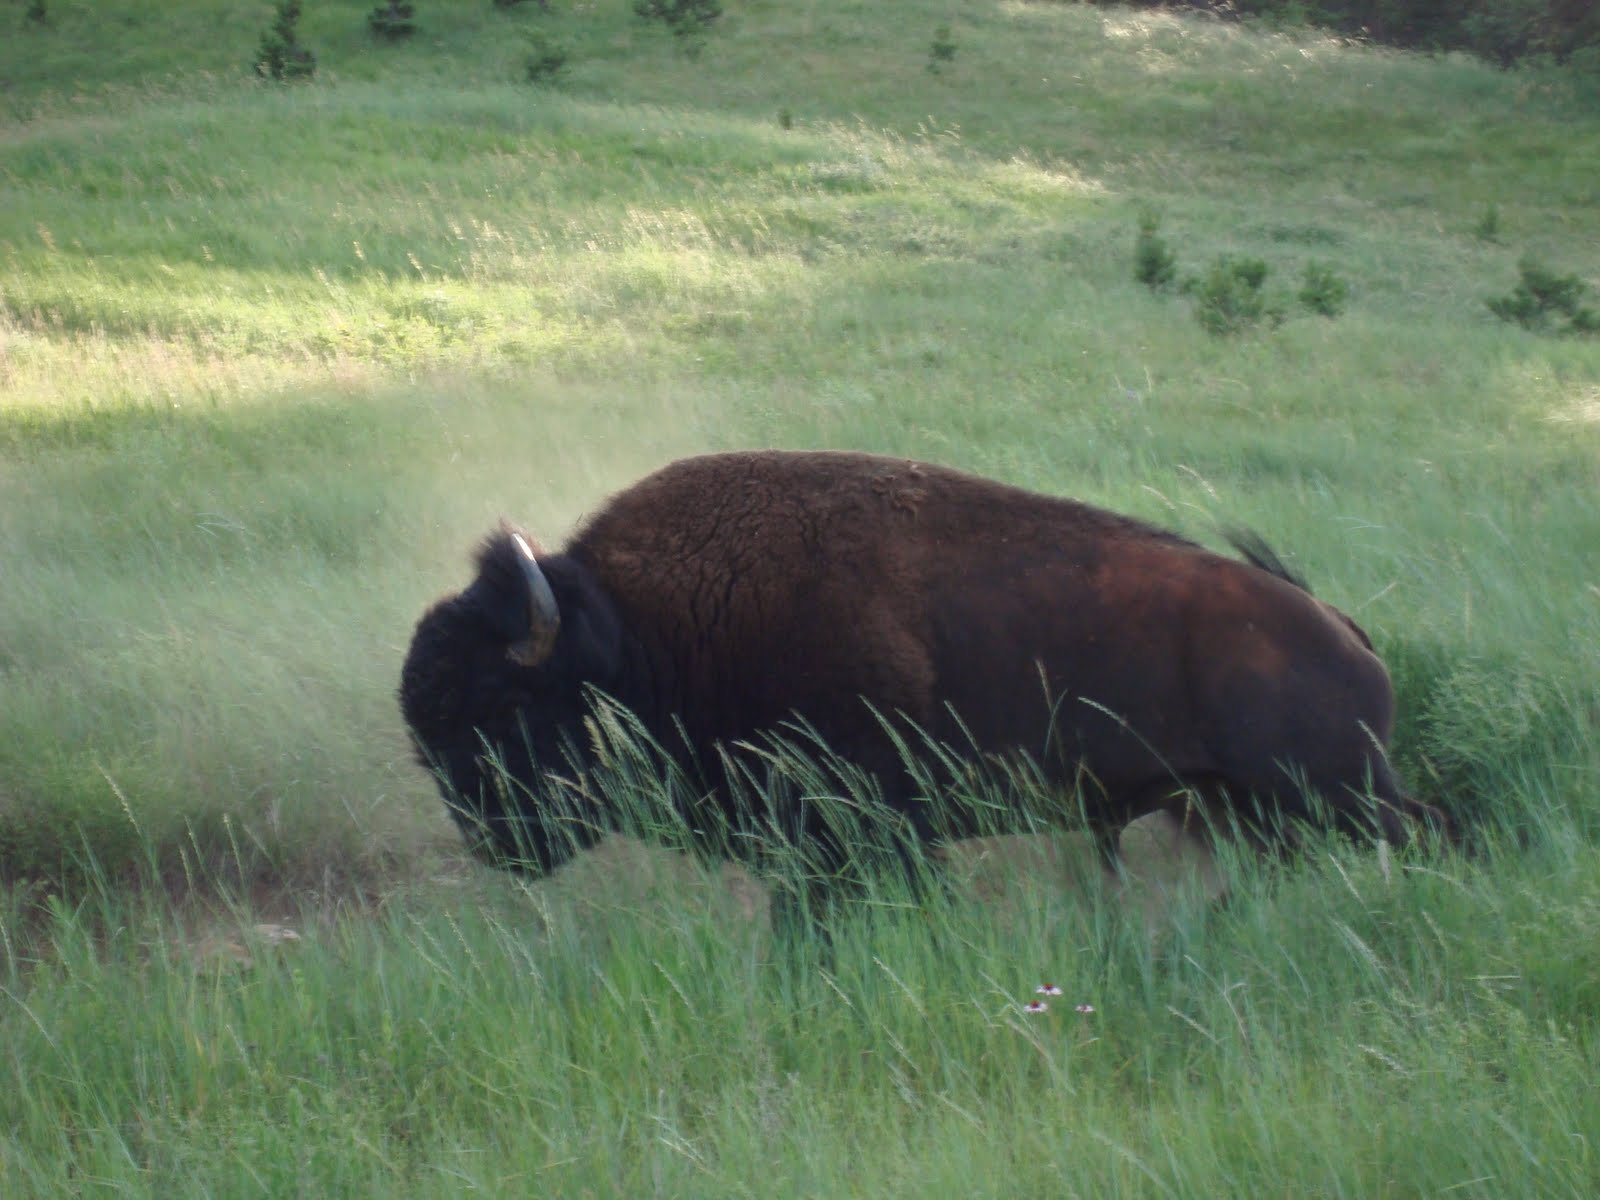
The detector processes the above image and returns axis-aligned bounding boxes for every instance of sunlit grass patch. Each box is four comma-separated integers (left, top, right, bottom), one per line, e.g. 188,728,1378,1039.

1551,383,1600,426
0,365,730,891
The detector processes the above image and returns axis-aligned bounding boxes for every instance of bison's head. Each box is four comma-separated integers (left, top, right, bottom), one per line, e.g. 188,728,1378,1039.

399,526,624,874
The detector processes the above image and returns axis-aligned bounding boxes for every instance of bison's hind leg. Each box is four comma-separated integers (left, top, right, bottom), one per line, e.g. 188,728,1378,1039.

1397,794,1455,847
1302,752,1453,850
1327,782,1454,851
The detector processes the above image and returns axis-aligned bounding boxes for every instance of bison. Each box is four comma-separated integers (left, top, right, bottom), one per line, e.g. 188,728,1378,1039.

400,450,1444,917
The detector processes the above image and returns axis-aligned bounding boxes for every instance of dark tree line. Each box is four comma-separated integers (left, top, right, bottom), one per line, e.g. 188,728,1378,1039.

1093,1,1599,68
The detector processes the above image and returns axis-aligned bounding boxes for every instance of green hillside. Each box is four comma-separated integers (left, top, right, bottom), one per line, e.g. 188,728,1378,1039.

2,2,1599,1194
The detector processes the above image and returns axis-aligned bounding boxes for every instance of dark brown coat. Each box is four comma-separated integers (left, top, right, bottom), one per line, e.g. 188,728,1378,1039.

399,450,1442,885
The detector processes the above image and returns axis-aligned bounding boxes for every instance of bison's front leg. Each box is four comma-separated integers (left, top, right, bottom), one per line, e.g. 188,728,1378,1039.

764,829,952,951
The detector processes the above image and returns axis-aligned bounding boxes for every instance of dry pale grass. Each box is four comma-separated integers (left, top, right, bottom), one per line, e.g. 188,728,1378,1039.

1548,383,1600,426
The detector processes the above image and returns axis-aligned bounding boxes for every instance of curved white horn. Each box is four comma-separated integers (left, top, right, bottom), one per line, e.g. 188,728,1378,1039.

508,531,561,666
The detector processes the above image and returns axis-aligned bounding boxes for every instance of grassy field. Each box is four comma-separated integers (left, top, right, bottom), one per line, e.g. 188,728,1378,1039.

3,0,1600,1194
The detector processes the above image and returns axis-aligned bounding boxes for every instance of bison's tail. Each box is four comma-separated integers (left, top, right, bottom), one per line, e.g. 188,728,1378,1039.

1225,526,1381,653
1222,527,1311,593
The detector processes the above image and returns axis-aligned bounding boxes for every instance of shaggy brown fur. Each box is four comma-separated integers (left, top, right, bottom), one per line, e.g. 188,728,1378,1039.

400,450,1445,894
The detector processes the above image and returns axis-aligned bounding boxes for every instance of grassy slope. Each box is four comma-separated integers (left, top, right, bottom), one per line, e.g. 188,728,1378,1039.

4,0,1596,880
2,1,1600,1194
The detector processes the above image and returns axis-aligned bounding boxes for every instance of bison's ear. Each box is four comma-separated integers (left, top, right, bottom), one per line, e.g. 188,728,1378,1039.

504,529,561,668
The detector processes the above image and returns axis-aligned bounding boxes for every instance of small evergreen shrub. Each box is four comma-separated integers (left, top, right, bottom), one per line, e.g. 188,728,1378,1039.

1133,217,1347,331
1184,256,1283,336
368,2,417,39
1488,257,1600,335
523,29,569,82
255,0,316,82
1134,214,1178,291
26,0,48,25
928,26,957,72
1298,260,1349,317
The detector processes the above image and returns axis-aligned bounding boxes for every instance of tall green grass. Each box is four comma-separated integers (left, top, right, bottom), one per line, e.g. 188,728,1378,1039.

4,794,1599,1196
